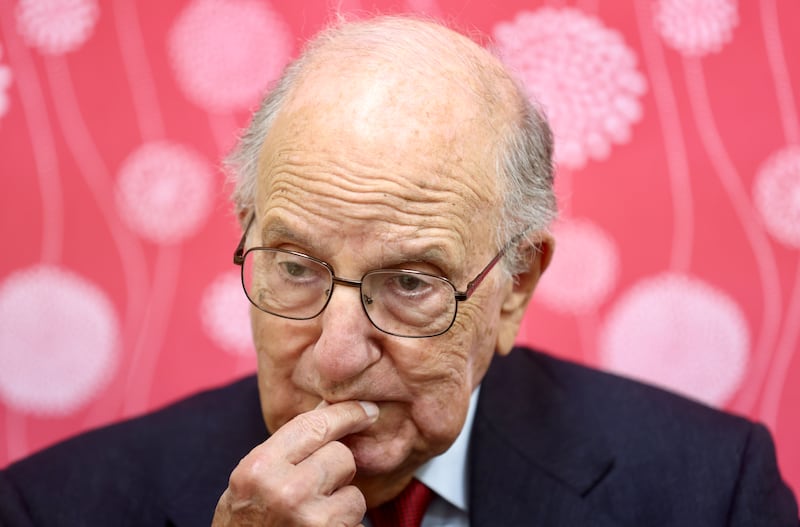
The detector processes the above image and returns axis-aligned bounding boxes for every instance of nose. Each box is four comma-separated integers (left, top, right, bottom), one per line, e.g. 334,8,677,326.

311,282,381,385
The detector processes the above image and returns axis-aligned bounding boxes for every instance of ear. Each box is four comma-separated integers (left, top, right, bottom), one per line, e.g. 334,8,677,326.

495,233,554,356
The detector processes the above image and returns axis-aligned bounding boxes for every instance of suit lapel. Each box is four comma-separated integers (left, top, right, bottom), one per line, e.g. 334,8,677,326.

469,349,621,526
159,376,269,526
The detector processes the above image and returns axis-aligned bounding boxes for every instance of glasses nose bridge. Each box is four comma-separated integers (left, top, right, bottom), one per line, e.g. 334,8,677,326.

331,276,361,289
331,275,362,289
328,275,369,307
324,275,375,328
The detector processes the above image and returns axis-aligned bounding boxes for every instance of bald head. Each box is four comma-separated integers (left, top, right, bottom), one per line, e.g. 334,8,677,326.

227,15,555,270
285,17,519,118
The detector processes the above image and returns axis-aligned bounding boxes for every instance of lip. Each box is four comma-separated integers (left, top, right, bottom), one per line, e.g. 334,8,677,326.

309,383,412,407
322,397,383,406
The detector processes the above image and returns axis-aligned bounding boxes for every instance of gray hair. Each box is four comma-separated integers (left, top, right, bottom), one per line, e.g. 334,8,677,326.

225,16,556,275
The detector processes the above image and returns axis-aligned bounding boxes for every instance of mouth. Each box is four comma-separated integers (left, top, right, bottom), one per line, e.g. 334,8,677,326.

318,396,381,407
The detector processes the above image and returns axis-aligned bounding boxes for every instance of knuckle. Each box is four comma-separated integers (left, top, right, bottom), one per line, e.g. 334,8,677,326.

327,441,356,474
227,458,260,497
296,412,331,442
228,455,282,499
327,440,353,459
338,485,367,523
273,477,309,508
346,485,367,512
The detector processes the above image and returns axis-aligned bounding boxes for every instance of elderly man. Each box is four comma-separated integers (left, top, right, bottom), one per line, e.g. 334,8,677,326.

1,16,797,527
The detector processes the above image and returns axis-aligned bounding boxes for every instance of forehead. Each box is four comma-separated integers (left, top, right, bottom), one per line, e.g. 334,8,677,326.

253,67,506,261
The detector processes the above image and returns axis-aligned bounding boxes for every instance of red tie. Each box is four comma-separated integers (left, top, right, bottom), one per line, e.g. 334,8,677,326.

367,479,434,527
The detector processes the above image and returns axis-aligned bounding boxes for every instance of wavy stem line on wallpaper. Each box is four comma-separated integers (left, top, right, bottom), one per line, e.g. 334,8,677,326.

123,247,182,414
110,0,183,417
0,9,62,265
3,413,25,466
682,58,783,415
634,0,693,273
112,0,166,142
761,263,800,428
43,57,151,418
760,0,800,146
207,112,239,157
757,0,800,428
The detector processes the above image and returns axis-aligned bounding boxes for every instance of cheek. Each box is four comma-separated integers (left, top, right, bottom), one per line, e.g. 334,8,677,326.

251,310,319,432
414,382,470,445
399,334,477,446
251,309,311,366
445,296,502,390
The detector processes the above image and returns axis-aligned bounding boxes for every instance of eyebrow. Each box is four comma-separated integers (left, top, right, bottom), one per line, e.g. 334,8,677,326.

259,218,311,247
381,244,451,269
256,216,460,278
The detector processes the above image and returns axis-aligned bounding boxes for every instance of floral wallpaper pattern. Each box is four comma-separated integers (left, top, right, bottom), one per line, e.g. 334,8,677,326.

1,0,798,495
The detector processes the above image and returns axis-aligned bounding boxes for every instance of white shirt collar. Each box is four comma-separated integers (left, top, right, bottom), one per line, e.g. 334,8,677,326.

413,386,480,512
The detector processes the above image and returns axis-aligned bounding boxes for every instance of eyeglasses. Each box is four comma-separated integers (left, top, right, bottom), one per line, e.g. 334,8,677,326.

232,215,522,338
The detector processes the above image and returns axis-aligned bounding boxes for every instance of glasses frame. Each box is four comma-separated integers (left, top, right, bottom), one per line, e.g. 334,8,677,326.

232,214,525,338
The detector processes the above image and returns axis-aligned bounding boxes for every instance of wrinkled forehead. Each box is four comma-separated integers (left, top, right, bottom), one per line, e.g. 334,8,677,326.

256,65,506,220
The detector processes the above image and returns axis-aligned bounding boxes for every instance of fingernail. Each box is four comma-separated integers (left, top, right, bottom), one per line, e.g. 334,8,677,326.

358,401,379,420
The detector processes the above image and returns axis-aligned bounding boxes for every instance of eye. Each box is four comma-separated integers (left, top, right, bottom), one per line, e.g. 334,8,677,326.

281,261,310,277
396,274,424,291
384,273,437,299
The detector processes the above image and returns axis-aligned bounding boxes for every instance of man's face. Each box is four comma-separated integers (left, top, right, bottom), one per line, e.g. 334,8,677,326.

248,69,515,483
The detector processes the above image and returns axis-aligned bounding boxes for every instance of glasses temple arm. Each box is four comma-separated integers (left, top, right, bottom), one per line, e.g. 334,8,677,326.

233,214,255,266
455,230,536,301
458,248,508,301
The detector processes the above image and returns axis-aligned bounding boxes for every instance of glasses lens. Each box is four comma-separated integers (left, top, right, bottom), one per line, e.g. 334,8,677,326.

362,270,456,337
242,249,332,319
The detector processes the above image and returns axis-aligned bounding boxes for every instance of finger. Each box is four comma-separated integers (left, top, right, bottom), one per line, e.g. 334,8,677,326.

281,483,366,527
270,401,379,464
323,484,367,526
294,440,356,495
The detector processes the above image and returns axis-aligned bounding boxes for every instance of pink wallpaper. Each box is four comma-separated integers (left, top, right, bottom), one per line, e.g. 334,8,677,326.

0,0,798,495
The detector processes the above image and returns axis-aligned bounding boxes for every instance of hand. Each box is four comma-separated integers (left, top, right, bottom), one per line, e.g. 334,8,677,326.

212,400,379,526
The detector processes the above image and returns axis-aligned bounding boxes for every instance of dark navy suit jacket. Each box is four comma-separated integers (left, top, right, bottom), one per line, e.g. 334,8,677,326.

1,348,797,526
